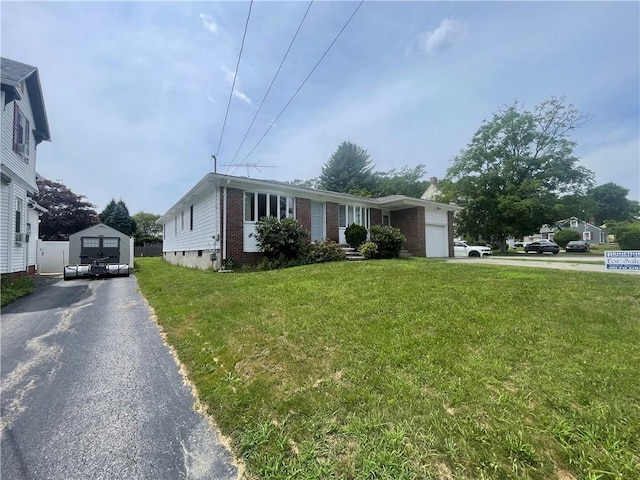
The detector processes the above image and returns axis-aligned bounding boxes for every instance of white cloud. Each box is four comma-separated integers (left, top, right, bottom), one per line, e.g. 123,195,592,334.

233,89,252,105
220,66,252,105
421,19,466,55
199,13,218,34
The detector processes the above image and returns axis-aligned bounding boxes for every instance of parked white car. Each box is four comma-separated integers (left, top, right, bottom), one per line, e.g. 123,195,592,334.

454,241,493,257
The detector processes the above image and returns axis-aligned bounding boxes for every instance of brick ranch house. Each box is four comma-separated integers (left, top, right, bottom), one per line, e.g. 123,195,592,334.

159,173,461,269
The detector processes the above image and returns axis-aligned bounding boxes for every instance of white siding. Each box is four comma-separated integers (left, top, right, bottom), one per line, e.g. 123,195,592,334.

1,83,38,192
27,207,39,270
162,186,220,253
0,179,9,273
8,184,27,273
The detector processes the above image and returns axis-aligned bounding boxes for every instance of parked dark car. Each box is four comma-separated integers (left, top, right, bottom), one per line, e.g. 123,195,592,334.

565,240,590,252
524,240,560,254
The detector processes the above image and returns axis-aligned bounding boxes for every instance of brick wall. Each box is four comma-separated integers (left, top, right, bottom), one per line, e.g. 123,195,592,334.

392,207,426,257
370,208,382,226
296,197,311,232
447,211,455,257
326,202,339,242
223,187,262,265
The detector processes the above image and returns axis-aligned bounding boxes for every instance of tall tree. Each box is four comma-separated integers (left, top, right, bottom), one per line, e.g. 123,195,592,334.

35,178,99,240
371,165,429,198
588,182,636,225
131,211,162,245
100,199,136,236
318,141,374,194
439,97,594,251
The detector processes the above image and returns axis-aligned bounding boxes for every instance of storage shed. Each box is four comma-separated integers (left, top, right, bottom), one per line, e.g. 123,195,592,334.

68,223,133,266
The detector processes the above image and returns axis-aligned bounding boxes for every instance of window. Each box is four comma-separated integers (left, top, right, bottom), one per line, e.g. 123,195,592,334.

82,237,99,248
244,192,295,221
570,219,578,228
583,231,592,241
12,104,30,161
15,198,22,233
181,211,184,230
174,216,177,236
382,213,390,226
198,250,203,257
103,238,119,248
340,204,369,229
190,205,194,231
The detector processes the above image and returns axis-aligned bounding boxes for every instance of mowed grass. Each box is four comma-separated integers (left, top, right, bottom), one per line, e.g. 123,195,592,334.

135,257,640,480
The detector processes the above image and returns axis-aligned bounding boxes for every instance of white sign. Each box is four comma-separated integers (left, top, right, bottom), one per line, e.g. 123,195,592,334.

605,250,640,270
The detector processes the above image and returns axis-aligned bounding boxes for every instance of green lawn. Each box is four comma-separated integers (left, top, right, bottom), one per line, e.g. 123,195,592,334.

135,257,640,480
1,275,34,306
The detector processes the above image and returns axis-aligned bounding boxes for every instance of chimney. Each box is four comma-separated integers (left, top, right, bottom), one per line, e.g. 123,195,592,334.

430,176,438,186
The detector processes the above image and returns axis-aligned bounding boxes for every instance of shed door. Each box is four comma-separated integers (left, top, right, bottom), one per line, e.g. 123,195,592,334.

310,202,325,242
425,225,447,258
80,237,121,263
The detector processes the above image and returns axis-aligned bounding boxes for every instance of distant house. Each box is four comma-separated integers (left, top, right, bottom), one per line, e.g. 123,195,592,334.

420,176,440,201
159,173,461,270
540,217,608,244
1,57,51,275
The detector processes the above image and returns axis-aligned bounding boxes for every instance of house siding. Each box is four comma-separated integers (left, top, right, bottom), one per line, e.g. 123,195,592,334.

370,208,382,226
393,207,426,257
296,197,312,233
224,187,261,265
0,178,9,273
1,84,38,192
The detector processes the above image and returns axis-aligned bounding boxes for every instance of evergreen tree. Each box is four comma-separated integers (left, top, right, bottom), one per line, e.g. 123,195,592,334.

319,141,374,194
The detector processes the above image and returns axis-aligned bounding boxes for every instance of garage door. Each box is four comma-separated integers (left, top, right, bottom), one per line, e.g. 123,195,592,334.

426,224,447,257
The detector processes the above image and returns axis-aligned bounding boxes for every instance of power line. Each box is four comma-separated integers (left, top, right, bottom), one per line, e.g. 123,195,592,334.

228,1,314,169
215,0,254,159
232,0,365,174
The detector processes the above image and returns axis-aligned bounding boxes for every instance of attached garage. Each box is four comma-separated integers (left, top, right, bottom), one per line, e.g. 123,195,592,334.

426,224,448,257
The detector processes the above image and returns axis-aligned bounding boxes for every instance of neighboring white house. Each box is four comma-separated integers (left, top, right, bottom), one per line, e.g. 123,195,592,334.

1,57,51,275
421,176,441,201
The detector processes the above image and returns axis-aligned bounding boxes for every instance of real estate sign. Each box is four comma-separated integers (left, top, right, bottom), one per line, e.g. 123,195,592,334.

604,251,640,271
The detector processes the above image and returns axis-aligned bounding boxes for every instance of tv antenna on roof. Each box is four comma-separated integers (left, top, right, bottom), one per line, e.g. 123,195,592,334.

220,163,275,177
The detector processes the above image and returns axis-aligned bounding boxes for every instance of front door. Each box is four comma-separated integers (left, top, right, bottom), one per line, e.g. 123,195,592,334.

310,202,325,242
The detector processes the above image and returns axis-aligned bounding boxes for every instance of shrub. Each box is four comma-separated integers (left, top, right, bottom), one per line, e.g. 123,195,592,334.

616,223,640,250
345,223,367,249
370,225,406,258
308,240,346,264
553,229,581,248
253,216,309,262
358,241,378,260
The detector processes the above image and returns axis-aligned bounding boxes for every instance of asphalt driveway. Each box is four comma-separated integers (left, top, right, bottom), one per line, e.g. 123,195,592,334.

1,275,239,480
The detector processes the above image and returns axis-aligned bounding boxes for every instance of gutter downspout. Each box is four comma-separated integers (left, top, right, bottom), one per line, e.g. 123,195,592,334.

222,185,227,266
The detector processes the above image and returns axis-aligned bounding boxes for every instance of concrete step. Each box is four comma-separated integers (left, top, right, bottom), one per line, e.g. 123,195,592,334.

398,249,413,258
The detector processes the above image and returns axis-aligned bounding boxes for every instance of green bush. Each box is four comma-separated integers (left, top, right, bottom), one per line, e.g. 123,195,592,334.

358,241,378,260
253,217,309,262
345,223,368,249
616,223,640,250
308,240,346,264
370,225,406,258
553,229,581,248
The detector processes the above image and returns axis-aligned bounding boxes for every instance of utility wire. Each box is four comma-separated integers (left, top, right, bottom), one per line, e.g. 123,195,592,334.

215,0,253,161
232,0,365,174
229,0,314,168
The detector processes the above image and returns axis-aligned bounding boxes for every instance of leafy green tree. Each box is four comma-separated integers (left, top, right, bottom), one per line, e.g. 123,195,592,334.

439,97,594,252
552,229,581,248
319,141,374,194
588,183,636,225
35,178,99,240
371,165,429,198
131,211,162,245
100,199,136,236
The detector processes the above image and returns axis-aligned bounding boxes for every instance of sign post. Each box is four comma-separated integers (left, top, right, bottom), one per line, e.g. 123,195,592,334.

604,251,640,271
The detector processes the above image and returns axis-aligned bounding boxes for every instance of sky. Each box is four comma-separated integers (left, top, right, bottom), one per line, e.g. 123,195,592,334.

2,1,638,215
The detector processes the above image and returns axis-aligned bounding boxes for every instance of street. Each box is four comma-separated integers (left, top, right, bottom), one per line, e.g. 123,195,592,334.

1,276,239,480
